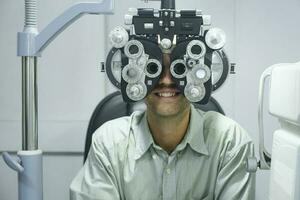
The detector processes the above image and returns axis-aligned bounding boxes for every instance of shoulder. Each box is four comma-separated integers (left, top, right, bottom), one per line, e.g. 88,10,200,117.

92,111,144,150
201,110,239,132
198,110,253,152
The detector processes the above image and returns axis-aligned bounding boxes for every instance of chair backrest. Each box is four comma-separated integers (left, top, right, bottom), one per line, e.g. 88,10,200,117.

84,91,225,162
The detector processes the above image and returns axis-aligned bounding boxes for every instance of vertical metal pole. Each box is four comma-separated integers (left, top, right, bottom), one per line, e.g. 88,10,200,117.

20,56,43,200
19,1,43,200
161,0,175,9
22,56,38,150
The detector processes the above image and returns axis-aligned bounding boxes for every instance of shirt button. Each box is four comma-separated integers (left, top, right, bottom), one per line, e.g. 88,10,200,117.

152,154,157,160
166,168,171,174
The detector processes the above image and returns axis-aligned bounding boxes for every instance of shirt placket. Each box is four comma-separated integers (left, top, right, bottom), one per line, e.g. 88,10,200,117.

162,154,177,200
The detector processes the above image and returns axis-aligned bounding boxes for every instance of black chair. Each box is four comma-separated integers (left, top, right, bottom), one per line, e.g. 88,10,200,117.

83,91,225,162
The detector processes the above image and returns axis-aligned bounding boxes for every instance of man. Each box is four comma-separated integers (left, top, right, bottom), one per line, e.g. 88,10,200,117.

70,54,255,200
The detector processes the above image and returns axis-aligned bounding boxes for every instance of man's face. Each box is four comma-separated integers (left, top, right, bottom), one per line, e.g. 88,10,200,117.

145,54,190,117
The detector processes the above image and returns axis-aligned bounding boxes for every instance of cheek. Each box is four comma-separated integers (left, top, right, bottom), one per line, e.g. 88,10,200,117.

145,95,153,106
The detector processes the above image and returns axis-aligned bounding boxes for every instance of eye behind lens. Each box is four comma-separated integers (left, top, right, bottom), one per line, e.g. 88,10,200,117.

147,63,158,74
170,59,187,78
145,59,162,78
174,63,186,75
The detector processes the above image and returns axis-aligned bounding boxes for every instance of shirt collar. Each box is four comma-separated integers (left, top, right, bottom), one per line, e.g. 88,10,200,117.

184,104,209,156
132,111,154,160
132,104,209,160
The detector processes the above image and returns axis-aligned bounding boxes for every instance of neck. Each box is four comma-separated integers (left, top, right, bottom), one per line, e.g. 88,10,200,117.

146,105,191,154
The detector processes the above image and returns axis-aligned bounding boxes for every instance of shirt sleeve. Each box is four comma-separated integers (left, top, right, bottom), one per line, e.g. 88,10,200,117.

214,141,256,200
70,134,120,200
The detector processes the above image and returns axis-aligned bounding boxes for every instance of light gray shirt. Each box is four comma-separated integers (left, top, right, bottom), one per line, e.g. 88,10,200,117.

70,105,255,200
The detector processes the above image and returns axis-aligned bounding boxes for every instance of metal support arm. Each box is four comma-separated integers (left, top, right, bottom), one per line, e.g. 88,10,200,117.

18,0,114,56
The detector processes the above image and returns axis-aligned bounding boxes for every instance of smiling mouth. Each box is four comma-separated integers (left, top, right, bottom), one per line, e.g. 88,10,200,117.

152,83,181,98
154,91,181,97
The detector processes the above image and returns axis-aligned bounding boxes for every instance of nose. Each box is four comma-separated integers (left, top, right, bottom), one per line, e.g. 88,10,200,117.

159,65,173,84
159,54,174,85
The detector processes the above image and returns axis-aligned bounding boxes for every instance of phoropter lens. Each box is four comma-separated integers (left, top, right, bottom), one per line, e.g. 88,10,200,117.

170,59,187,78
147,63,159,75
145,59,162,78
124,40,144,59
191,45,202,55
129,45,139,54
186,40,206,60
174,63,186,75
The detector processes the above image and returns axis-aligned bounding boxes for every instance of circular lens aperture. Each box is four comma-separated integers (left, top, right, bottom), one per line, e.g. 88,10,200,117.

191,45,202,55
124,40,144,59
174,63,186,75
145,59,162,78
186,40,206,60
129,45,139,54
170,59,187,78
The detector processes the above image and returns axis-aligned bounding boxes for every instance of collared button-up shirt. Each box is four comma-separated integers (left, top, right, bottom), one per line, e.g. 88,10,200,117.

70,105,255,200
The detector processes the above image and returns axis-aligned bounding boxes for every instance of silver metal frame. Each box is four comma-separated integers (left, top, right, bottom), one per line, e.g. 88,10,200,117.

22,57,38,150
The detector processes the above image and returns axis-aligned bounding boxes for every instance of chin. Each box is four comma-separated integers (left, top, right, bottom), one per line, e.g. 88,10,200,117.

145,94,190,118
155,105,181,117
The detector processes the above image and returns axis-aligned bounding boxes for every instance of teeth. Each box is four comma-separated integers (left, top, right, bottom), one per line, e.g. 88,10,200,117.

158,92,176,97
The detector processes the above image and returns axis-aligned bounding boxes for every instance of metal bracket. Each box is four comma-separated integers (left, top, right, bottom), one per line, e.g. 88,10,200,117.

2,152,24,173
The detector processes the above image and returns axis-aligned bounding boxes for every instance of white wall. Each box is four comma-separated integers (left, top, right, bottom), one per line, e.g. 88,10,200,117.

0,0,106,199
1,0,300,199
